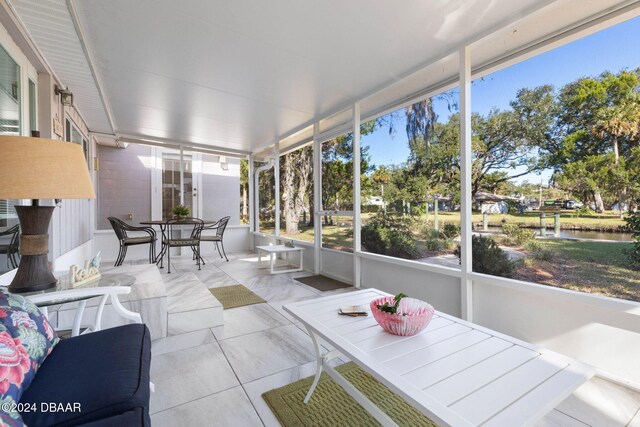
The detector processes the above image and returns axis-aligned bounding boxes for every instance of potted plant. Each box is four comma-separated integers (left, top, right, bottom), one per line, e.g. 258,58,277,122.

172,204,190,220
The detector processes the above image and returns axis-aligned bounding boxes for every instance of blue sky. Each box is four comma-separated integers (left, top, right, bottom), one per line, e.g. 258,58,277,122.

362,16,640,185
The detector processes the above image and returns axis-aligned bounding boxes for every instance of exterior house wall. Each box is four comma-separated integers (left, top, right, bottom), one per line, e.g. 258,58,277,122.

41,63,94,261
200,155,241,225
0,16,94,267
97,144,152,230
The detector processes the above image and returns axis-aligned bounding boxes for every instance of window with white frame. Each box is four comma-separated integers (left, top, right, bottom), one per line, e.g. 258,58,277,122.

65,118,88,163
0,43,20,231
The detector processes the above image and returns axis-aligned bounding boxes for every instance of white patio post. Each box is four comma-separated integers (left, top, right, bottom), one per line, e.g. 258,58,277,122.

274,141,280,237
248,154,255,247
179,146,184,205
313,122,322,274
459,46,474,321
353,103,362,288
254,158,261,234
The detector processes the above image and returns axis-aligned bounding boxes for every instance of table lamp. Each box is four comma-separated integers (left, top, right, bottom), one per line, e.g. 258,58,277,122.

0,136,96,293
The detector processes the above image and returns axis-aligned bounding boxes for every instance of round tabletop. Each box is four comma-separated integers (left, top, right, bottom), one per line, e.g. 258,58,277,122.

140,219,220,225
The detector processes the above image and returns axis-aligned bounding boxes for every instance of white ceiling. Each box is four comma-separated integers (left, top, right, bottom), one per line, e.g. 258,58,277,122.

9,0,113,134
8,0,639,153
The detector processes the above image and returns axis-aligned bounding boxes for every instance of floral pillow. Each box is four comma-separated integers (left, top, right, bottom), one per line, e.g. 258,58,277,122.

0,288,59,424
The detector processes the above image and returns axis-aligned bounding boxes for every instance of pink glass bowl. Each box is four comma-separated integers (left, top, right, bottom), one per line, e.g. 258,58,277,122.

370,297,435,336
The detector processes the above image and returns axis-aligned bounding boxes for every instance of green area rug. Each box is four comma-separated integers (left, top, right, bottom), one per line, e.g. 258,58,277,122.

262,362,437,427
209,285,265,309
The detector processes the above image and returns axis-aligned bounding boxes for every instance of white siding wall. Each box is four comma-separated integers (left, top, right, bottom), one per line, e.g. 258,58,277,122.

200,155,241,225
48,88,94,260
97,144,152,230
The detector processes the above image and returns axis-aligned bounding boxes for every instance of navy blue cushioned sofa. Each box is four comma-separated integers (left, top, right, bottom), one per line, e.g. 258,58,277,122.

19,324,151,426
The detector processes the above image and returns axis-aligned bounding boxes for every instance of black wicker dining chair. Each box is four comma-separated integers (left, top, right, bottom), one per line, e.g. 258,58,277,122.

200,216,230,262
162,218,204,274
0,225,20,270
108,217,157,267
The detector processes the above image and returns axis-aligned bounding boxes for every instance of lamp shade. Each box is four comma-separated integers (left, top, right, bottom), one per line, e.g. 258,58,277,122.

0,136,95,199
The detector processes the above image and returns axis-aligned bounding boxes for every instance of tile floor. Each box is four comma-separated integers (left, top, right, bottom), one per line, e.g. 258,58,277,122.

131,252,640,426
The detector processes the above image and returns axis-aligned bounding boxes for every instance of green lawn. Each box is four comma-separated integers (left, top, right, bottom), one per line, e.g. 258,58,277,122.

259,219,353,252
431,211,627,230
516,240,640,302
261,214,639,302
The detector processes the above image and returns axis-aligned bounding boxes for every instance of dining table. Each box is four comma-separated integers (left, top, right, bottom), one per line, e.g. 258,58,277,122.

140,218,220,267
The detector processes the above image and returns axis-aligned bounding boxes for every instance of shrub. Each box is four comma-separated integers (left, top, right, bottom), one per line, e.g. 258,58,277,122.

455,235,515,278
361,216,421,260
420,226,457,253
532,248,555,262
442,223,460,239
523,240,542,252
502,224,519,236
624,206,640,268
422,226,445,240
502,224,535,246
424,238,447,252
573,206,594,218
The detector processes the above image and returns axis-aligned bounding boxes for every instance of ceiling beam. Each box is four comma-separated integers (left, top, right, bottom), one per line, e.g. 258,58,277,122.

66,0,116,134
118,133,251,157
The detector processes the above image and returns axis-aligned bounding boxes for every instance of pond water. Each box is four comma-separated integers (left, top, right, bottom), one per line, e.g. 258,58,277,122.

484,226,633,241
546,229,633,241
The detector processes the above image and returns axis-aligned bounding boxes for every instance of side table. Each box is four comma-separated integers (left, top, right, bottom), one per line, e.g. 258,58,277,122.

256,245,304,274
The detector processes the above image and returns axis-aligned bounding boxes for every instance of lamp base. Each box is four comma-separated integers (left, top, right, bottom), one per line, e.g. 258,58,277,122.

8,206,57,294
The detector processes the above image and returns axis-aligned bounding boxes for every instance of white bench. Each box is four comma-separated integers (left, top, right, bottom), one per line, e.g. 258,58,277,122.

256,245,304,274
284,288,594,427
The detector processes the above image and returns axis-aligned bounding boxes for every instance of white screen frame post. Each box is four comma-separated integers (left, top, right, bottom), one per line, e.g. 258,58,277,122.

313,122,322,274
459,46,474,322
274,140,280,238
353,103,362,289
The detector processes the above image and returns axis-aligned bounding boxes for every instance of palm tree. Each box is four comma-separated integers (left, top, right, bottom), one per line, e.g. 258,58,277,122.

371,166,391,212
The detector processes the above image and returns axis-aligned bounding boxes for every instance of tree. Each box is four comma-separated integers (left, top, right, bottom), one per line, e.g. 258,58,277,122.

320,122,377,224
280,146,312,235
404,92,458,165
406,99,436,162
257,164,275,228
240,159,249,223
371,165,391,211
553,154,618,210
556,70,640,212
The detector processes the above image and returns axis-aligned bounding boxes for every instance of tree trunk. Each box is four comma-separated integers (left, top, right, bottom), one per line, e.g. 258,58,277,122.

282,147,313,235
285,210,299,235
613,137,624,218
241,184,248,221
619,189,626,219
593,191,605,213
282,155,299,235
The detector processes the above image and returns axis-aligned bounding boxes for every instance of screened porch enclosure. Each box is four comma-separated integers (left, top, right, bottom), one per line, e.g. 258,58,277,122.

2,0,639,423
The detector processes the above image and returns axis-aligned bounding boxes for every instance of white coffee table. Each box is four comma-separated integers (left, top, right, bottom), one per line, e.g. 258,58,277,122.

256,245,304,274
284,289,595,426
